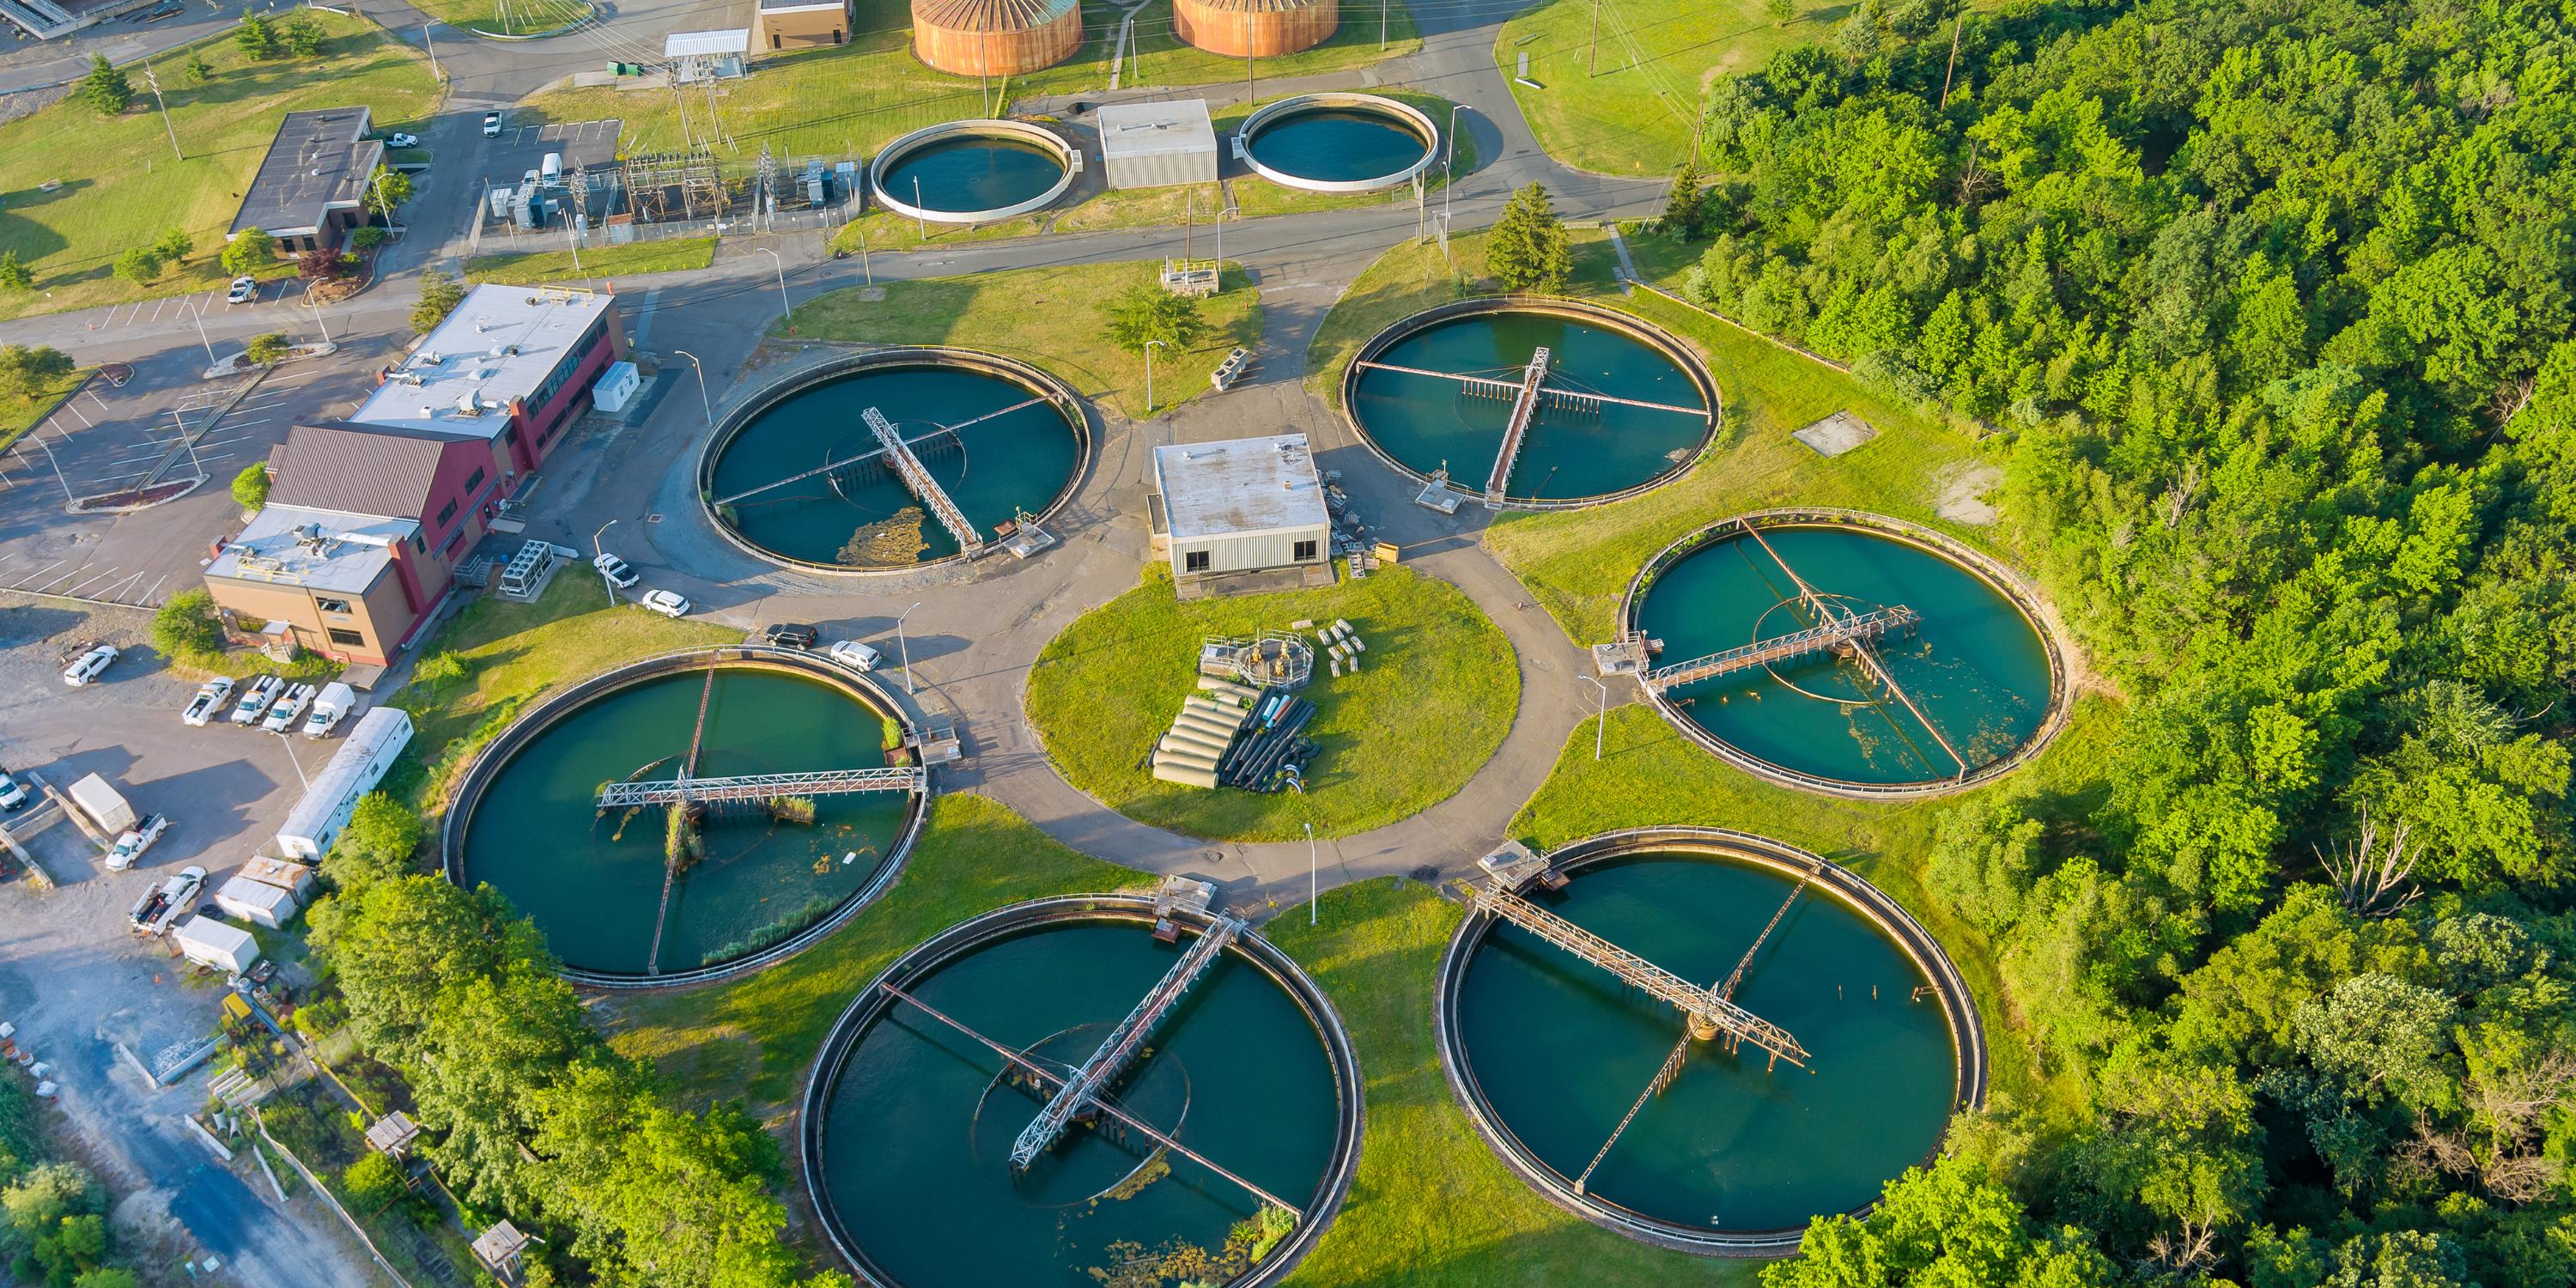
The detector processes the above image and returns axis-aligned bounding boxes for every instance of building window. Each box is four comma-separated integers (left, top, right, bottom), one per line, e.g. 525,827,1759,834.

327,628,364,647
1184,550,1211,573
314,597,352,614
412,534,425,553
771,32,781,48
1293,539,1318,562
465,466,486,495
435,498,459,527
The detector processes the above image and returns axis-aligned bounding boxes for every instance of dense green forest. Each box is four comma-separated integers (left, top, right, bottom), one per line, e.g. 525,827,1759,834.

1673,0,2576,1284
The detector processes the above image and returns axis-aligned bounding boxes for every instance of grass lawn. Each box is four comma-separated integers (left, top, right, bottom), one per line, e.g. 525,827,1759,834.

1496,0,1840,175
1124,0,1420,88
380,574,738,817
0,12,439,321
1026,563,1516,841
1303,224,1625,404
463,236,717,286
0,368,88,453
598,791,1144,1112
409,0,588,36
1265,876,1757,1285
785,260,1260,420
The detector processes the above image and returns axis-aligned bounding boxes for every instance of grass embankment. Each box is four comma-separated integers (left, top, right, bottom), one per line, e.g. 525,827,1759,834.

382,574,737,815
1303,225,1625,404
408,0,588,36
786,260,1259,419
463,236,717,286
1026,564,1517,842
0,369,88,453
1495,0,1838,174
1124,0,1420,87
600,792,1141,1109
0,12,438,321
1265,877,1757,1286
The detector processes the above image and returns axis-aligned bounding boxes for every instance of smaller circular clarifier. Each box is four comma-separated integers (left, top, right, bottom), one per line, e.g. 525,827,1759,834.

872,119,1076,223
1238,93,1437,192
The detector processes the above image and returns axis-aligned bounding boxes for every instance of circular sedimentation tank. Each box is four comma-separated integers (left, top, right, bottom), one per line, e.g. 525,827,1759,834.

1625,511,2067,796
803,896,1362,1287
697,348,1089,574
1342,299,1716,508
1236,93,1438,192
443,649,927,986
1438,829,1984,1253
1173,0,1339,58
911,0,1084,76
871,119,1078,224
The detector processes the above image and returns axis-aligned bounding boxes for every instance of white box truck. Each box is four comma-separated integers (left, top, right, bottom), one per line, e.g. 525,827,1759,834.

171,916,261,974
275,707,412,861
302,682,357,738
68,773,137,834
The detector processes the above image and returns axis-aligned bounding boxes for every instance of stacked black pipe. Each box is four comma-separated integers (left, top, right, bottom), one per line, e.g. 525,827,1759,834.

1218,687,1316,791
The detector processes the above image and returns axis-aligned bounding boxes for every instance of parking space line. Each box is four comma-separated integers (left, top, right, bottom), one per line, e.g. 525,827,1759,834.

26,566,83,592
9,560,63,587
96,571,146,604
63,568,122,597
141,574,172,606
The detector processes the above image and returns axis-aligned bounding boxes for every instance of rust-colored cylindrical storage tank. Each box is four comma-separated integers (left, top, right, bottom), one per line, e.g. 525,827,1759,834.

912,0,1084,76
1173,0,1340,58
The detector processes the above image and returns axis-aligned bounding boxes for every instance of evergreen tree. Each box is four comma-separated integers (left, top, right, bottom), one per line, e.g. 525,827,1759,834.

236,9,277,59
185,50,215,84
282,16,322,58
1666,158,1710,240
0,251,30,292
411,269,465,334
78,55,131,115
1486,184,1572,292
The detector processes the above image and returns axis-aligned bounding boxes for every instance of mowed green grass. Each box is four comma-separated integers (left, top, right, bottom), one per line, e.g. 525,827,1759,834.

1496,0,1839,174
1026,564,1517,841
598,791,1144,1113
787,259,1260,419
409,0,589,36
1264,877,1759,1286
0,13,439,321
1123,0,1419,88
464,236,717,286
0,369,88,452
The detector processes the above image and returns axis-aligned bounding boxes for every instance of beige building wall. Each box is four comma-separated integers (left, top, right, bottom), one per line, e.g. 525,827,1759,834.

205,569,414,665
756,2,849,50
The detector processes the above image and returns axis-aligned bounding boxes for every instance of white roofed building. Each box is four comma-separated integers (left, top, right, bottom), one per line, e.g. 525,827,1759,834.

353,284,624,479
1148,433,1334,592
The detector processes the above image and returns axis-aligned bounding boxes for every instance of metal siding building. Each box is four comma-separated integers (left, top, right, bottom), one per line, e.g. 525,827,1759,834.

1151,434,1332,580
1097,100,1220,189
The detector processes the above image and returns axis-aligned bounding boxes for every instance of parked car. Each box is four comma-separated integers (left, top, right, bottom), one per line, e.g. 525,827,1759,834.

263,683,317,733
483,112,503,137
638,589,690,618
105,814,170,872
386,131,418,149
62,644,118,687
137,2,184,22
181,677,235,726
592,552,639,589
230,675,283,726
0,770,25,812
227,275,258,304
826,640,882,673
302,682,356,738
762,622,818,650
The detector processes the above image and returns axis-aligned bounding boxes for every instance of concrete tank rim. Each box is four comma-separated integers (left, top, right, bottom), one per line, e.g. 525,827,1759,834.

438,645,930,989
1616,508,2075,799
1432,825,1990,1256
799,893,1367,1288
869,118,1078,225
1235,92,1440,193
692,344,1095,577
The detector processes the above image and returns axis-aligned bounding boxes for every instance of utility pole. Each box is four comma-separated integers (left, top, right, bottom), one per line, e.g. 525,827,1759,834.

143,64,181,161
1381,0,1388,50
423,23,440,80
1941,12,1965,106
562,212,582,274
1245,51,1256,102
1589,0,1601,76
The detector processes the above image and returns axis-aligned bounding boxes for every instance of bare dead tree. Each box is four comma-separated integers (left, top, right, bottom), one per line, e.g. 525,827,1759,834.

2159,459,2204,530
2488,373,2537,429
2317,805,2421,918
2398,1051,2576,1203
2147,1222,2221,1274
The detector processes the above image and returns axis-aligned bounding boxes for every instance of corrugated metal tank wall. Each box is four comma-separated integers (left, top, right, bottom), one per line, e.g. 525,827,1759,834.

912,0,1087,76
1171,0,1340,58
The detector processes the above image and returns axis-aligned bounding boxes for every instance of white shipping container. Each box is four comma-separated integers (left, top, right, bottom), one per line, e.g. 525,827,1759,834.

213,876,297,929
171,917,261,974
276,708,412,861
68,773,137,834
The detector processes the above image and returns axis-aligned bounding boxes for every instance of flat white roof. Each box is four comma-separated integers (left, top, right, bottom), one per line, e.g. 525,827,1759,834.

172,916,257,954
1097,99,1218,161
1153,434,1331,541
350,285,615,436
665,28,750,56
208,504,416,596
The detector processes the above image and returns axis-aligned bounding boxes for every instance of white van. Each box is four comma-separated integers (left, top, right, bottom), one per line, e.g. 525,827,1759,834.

302,682,357,738
540,151,563,182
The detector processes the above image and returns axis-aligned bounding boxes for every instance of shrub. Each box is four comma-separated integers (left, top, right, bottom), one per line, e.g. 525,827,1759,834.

219,228,275,276
411,269,465,334
340,1152,404,1213
231,463,269,513
150,589,225,662
112,247,162,285
349,227,390,250
245,334,292,366
296,248,344,282
0,252,28,292
0,345,73,402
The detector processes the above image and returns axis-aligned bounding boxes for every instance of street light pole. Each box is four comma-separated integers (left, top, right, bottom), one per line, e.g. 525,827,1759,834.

592,518,619,607
273,729,309,790
673,349,713,424
307,291,331,346
759,246,792,331
180,299,216,367
895,600,922,695
1580,675,1607,761
1144,339,1166,414
1305,820,1318,926
1444,104,1472,232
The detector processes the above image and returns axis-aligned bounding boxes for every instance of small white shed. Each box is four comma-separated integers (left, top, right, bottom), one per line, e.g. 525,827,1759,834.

1150,434,1333,581
1097,99,1219,190
665,29,750,82
214,876,299,930
172,917,262,974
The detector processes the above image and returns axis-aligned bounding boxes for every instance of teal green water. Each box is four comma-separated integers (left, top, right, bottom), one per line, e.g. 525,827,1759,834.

818,920,1340,1286
1635,526,2052,786
1350,312,1708,501
459,668,908,975
709,363,1080,567
1455,852,1956,1232
1245,107,1430,185
881,137,1065,214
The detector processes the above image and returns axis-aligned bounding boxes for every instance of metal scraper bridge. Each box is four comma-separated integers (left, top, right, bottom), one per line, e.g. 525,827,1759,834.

1010,914,1243,1169
1641,605,1921,690
1349,349,1707,507
598,766,925,809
